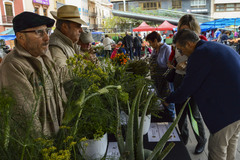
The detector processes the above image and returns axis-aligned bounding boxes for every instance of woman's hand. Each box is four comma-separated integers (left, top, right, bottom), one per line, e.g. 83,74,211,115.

176,61,187,70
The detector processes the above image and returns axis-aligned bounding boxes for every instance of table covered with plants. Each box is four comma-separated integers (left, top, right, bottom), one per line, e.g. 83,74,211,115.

0,52,191,160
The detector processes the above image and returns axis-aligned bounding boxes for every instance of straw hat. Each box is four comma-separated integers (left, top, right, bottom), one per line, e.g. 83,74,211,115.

50,5,87,25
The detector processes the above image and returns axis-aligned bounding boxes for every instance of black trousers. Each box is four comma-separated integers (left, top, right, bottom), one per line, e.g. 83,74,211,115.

173,73,206,145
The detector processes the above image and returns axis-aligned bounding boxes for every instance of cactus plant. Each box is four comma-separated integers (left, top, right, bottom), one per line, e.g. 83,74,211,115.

115,85,190,160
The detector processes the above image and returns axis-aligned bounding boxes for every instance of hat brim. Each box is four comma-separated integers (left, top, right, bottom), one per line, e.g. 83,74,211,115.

82,36,94,44
50,11,87,26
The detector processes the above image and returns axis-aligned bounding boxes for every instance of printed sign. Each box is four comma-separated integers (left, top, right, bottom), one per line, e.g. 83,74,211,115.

33,0,49,5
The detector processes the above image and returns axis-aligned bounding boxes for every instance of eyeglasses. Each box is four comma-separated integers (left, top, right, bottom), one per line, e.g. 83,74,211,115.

20,28,52,37
177,48,183,54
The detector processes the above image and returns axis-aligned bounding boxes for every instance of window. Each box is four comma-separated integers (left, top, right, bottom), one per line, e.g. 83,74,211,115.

142,2,160,10
226,4,235,11
236,4,240,11
215,3,240,12
172,0,181,9
119,3,128,11
5,2,13,16
34,7,39,14
215,4,224,11
43,7,48,16
191,0,206,7
3,2,13,23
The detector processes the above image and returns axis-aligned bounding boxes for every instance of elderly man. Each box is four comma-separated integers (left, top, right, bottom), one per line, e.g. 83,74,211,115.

0,12,66,136
49,5,86,80
164,29,240,160
77,29,98,63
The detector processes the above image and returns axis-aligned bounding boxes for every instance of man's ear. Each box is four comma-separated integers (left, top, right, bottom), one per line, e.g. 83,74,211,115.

61,23,69,33
16,32,24,41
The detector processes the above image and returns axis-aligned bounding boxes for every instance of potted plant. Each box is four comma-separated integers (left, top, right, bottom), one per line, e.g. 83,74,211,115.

64,54,123,159
115,85,190,159
117,59,161,134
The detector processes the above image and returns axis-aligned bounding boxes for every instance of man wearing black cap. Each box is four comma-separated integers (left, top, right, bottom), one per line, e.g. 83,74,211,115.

49,5,87,82
0,12,66,137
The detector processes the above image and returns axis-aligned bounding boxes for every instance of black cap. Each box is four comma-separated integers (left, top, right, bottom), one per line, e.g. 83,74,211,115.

13,11,55,34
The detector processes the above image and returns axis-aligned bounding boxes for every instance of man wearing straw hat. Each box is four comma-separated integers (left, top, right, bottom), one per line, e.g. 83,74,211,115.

49,5,87,81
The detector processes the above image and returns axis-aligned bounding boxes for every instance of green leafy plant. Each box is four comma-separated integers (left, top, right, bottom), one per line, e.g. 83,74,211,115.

120,60,160,116
115,85,191,159
65,54,122,140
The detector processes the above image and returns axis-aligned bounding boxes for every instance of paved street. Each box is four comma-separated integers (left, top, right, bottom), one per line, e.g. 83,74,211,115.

185,116,240,160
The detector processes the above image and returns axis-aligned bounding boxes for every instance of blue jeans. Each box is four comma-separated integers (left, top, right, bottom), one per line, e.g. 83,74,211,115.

135,47,141,59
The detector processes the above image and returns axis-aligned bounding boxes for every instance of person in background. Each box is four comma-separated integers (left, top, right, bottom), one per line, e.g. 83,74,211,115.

221,30,230,44
234,30,239,38
117,34,123,43
238,26,240,38
164,29,240,160
167,14,207,154
0,12,66,137
206,30,212,41
103,34,115,58
162,32,167,43
214,29,221,40
229,31,234,40
77,29,98,63
49,5,86,81
146,31,175,122
122,32,133,60
133,33,142,60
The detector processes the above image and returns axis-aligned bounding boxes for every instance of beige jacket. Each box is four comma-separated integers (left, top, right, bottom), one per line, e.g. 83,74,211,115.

0,40,66,136
49,28,80,67
49,28,80,82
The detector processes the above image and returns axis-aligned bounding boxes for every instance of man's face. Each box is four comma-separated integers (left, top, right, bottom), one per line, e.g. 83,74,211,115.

64,22,82,43
176,41,194,57
19,25,50,57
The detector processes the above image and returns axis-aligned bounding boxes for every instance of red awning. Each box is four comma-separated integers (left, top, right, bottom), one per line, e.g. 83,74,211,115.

156,20,177,31
133,21,156,32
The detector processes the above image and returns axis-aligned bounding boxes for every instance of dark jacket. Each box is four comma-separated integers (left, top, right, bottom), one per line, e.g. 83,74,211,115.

133,36,142,48
123,34,133,48
166,40,240,134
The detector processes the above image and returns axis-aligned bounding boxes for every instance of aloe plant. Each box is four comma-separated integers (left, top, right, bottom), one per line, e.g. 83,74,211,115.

116,85,190,160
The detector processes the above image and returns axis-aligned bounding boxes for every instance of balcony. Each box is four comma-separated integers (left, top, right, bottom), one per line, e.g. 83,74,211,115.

2,15,14,23
89,11,97,17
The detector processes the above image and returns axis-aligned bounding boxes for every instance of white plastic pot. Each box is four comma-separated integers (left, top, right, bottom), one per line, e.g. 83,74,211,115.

79,133,108,160
138,114,151,135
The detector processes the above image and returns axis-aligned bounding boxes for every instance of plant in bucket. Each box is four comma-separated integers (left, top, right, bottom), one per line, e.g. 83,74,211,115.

115,85,191,160
119,59,161,135
64,54,123,159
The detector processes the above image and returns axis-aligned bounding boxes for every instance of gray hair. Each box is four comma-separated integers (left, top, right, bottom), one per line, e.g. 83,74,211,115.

174,29,200,46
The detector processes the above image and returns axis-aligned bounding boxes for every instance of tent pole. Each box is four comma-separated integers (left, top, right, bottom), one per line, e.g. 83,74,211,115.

234,18,236,39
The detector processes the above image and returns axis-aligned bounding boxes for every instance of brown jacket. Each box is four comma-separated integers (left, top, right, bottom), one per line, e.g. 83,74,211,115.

0,40,66,136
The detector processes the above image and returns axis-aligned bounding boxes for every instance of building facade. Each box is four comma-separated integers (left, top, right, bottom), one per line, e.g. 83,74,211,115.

111,0,211,16
0,0,24,32
211,0,240,19
88,0,112,31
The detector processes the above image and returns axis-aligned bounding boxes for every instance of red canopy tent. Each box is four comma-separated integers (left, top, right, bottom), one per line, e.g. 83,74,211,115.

133,21,156,32
156,20,177,31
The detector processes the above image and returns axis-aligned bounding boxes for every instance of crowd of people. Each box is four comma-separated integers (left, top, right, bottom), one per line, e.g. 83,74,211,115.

0,4,240,160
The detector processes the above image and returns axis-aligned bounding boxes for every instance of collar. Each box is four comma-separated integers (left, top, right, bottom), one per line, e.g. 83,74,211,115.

53,28,76,48
195,40,204,49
